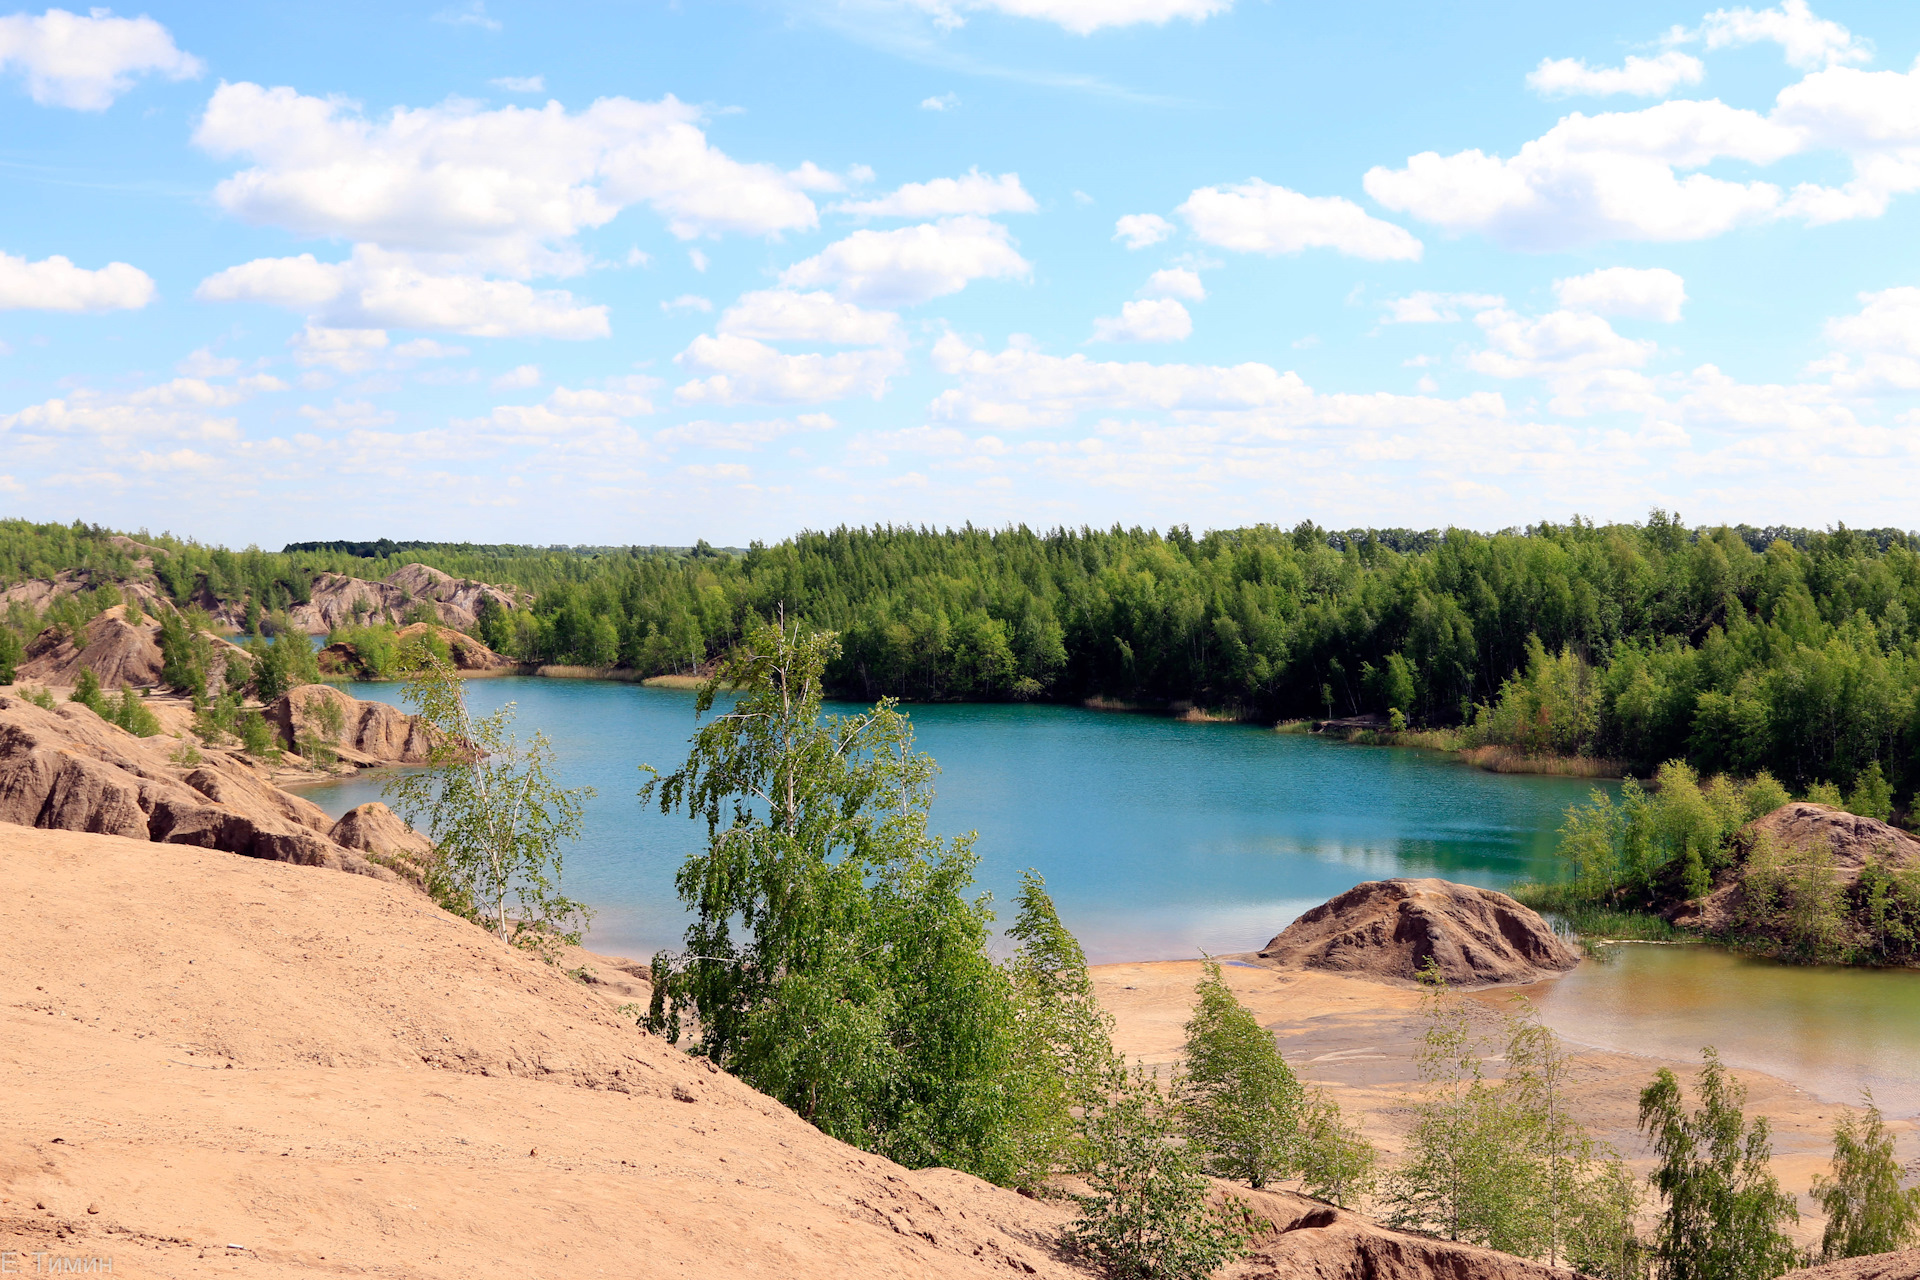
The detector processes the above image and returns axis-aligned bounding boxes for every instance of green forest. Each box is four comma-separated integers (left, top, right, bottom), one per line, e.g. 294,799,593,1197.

9,513,1920,803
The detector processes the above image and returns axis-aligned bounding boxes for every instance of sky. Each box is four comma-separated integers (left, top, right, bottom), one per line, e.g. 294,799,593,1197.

3,0,1920,547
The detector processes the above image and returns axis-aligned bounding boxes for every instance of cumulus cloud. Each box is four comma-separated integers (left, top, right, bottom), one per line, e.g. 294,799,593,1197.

920,92,958,111
492,364,541,389
835,169,1036,218
196,246,610,339
653,413,836,451
1364,100,1801,250
1140,268,1205,301
0,250,154,311
0,7,201,110
778,216,1030,306
1177,180,1423,261
467,382,658,435
289,326,391,373
902,0,1232,36
1467,308,1657,380
1527,51,1705,99
718,289,904,346
0,372,282,454
1554,267,1688,322
1092,298,1192,343
1113,213,1175,250
490,74,544,92
1380,291,1504,323
193,82,823,277
1820,287,1920,391
660,294,712,313
1686,0,1869,70
674,333,906,405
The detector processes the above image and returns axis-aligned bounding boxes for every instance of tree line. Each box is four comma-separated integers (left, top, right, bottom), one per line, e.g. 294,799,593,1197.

15,514,1920,806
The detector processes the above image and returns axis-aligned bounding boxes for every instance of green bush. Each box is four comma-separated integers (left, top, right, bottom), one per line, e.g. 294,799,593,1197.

1069,1067,1248,1280
238,709,280,760
1813,1095,1920,1261
108,686,161,736
0,625,21,684
70,667,106,715
1178,959,1304,1190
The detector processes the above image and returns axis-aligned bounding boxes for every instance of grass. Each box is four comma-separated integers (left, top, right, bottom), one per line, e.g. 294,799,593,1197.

1508,882,1689,942
1457,745,1624,778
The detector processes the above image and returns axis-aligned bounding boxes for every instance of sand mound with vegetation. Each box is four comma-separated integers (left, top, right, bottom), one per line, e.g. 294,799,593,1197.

1781,1250,1920,1280
1255,878,1580,986
1678,803,1920,934
0,825,1604,1279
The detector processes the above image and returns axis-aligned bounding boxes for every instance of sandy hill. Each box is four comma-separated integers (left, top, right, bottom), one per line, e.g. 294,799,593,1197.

0,824,1609,1280
287,565,521,635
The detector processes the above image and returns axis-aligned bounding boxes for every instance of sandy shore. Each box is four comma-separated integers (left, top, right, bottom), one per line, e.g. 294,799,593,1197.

1091,956,1920,1248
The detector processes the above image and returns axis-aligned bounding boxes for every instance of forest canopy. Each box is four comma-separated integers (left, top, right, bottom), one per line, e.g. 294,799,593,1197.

8,513,1920,801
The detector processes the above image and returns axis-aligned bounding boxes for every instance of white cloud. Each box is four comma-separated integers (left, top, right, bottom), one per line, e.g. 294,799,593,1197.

661,293,712,313
196,246,610,339
654,413,836,451
1140,268,1205,301
1688,0,1869,70
1177,180,1423,261
1527,52,1705,99
0,373,281,453
920,93,958,111
0,250,154,311
177,347,240,377
490,74,544,92
0,7,201,110
1380,292,1505,323
1364,100,1800,250
434,2,501,31
903,0,1232,36
688,249,710,272
298,399,396,431
1467,308,1656,380
193,82,822,277
718,289,904,346
1554,267,1688,322
1092,298,1192,343
1821,287,1920,390
835,169,1036,218
674,333,905,405
289,326,390,373
779,216,1029,306
1113,214,1175,250
391,337,467,359
492,364,541,389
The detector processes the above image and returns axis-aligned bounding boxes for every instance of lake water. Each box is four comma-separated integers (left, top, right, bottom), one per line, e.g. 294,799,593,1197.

290,677,1607,963
288,676,1920,1117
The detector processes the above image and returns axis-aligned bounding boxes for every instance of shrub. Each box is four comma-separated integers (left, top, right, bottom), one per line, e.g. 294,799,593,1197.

1812,1095,1920,1261
109,686,161,736
1178,959,1303,1190
1295,1088,1378,1209
70,667,106,715
22,685,56,710
1068,1067,1247,1280
1639,1048,1802,1280
0,624,21,684
238,709,281,760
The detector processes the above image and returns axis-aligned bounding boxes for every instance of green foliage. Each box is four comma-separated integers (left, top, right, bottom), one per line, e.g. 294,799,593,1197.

194,689,244,746
327,622,402,678
1739,835,1853,962
1068,1067,1248,1280
1003,871,1123,1192
1295,1087,1378,1209
107,686,161,737
0,624,21,684
156,607,212,700
385,641,593,954
237,709,280,760
642,616,1022,1181
246,613,320,702
1386,969,1640,1266
1846,763,1894,822
70,667,105,715
1639,1048,1803,1280
1177,959,1304,1190
21,685,56,710
1812,1095,1920,1262
169,741,202,766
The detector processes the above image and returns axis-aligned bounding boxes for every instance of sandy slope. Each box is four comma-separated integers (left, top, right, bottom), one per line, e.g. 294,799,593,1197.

1091,957,1920,1249
0,827,1087,1279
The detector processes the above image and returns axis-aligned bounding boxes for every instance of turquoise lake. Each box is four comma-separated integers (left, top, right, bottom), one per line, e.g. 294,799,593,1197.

285,676,1920,1114
290,677,1608,964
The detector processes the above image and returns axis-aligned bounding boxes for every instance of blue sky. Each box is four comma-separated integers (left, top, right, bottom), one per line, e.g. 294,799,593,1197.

3,0,1920,546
